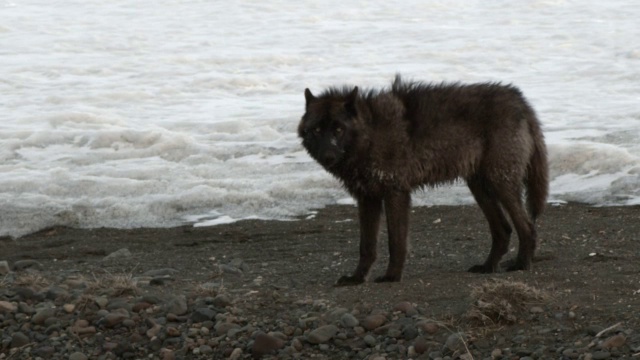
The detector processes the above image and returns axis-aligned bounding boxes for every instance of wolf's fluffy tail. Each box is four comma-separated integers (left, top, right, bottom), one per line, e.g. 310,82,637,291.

526,122,549,221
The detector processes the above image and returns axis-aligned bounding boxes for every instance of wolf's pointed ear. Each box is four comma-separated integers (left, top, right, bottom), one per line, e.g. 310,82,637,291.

344,86,359,117
304,88,316,106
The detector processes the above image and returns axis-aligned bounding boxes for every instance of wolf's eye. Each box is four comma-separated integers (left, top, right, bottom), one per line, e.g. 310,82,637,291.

314,127,322,134
335,127,343,135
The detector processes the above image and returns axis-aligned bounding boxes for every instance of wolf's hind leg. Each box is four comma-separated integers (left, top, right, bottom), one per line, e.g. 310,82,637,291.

374,191,411,283
336,195,383,286
466,176,512,273
495,182,536,271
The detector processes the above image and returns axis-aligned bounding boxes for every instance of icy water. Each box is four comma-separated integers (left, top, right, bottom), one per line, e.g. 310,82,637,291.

1,0,639,237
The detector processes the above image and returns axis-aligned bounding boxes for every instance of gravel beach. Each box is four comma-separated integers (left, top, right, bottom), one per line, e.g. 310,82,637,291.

1,203,639,359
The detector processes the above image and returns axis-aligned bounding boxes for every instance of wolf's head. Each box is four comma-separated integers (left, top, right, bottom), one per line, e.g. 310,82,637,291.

298,86,359,169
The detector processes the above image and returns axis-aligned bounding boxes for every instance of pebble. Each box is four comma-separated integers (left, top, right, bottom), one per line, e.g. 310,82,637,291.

102,248,132,261
252,332,285,357
12,259,43,271
601,333,626,349
340,313,359,328
68,352,88,360
362,314,387,330
307,324,338,344
0,260,9,274
228,347,243,360
364,334,377,347
592,350,611,359
11,332,30,348
0,300,17,313
393,301,417,316
32,307,56,325
445,332,467,352
165,295,188,315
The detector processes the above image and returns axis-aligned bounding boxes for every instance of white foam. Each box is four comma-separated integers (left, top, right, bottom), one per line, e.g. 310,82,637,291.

1,0,640,238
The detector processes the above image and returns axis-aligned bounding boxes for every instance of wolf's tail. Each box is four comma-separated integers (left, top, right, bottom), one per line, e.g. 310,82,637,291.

525,121,549,221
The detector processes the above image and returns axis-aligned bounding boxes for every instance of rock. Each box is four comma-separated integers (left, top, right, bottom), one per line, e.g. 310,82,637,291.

63,303,76,313
394,301,417,315
103,248,132,261
592,350,611,360
340,313,359,328
220,264,243,275
104,312,129,327
414,337,428,354
529,306,544,313
32,307,56,325
214,322,240,336
362,314,387,331
324,307,349,322
212,294,232,308
364,334,377,347
11,332,30,348
307,324,338,344
445,332,467,353
143,268,179,277
491,348,502,359
191,308,217,323
159,348,175,360
68,352,88,360
165,295,188,315
0,301,17,313
12,259,43,271
417,320,439,334
229,347,243,359
252,332,285,357
601,333,626,349
95,296,109,309
0,260,9,275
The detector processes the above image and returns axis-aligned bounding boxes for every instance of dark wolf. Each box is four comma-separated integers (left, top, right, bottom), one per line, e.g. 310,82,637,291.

298,75,549,286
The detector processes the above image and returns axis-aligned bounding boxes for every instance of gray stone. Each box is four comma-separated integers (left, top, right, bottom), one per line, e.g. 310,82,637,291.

11,332,30,348
214,322,240,336
191,308,217,323
364,334,377,347
307,324,338,344
362,314,387,331
102,248,132,261
445,332,467,352
165,295,188,315
340,313,359,328
32,307,56,325
143,268,179,277
212,294,232,308
12,260,43,271
68,352,88,360
252,332,285,357
0,260,10,275
592,350,611,360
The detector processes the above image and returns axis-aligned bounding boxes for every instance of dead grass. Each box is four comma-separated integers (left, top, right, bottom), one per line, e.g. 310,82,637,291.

13,272,50,289
466,279,549,326
85,272,139,296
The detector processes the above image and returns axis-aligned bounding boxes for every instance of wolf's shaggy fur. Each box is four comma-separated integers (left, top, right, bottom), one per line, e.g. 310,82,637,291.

299,75,549,285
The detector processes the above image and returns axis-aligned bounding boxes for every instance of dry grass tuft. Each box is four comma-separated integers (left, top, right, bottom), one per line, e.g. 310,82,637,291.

86,272,139,296
466,279,549,326
13,273,50,289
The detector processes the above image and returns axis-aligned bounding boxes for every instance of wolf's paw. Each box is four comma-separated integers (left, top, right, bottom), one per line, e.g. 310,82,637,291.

373,274,401,283
467,264,497,273
506,260,531,272
335,275,365,287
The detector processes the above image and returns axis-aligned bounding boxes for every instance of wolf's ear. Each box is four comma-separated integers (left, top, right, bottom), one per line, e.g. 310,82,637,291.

304,88,316,105
344,86,359,117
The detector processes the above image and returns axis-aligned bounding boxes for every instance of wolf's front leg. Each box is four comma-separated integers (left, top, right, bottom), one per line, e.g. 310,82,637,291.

375,191,411,283
336,195,383,286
